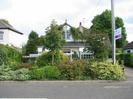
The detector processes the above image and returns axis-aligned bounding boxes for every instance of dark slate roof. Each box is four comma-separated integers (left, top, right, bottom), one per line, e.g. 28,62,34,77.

63,41,86,48
0,20,23,35
124,41,133,49
60,22,72,28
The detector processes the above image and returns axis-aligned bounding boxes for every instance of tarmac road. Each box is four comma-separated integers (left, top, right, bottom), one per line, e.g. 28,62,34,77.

0,67,133,99
0,80,133,99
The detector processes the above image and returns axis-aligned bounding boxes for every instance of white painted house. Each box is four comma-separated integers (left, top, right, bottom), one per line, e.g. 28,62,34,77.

61,21,93,59
124,41,133,53
0,20,24,48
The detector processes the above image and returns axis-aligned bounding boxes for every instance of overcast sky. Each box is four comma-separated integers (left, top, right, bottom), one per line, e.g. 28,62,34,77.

0,0,132,43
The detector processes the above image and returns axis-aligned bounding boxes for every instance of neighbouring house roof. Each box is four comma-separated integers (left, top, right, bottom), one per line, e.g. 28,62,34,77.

124,41,133,50
0,19,23,35
60,21,72,28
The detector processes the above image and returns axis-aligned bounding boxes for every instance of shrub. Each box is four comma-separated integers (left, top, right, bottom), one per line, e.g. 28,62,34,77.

116,53,124,64
0,65,14,80
43,66,61,80
0,47,8,65
57,60,124,80
36,51,68,67
36,52,52,67
116,48,122,53
17,63,32,69
88,61,124,80
12,68,30,81
30,66,61,80
0,44,22,67
30,67,45,80
0,65,30,81
83,61,92,79
58,60,88,80
22,57,36,65
124,54,133,67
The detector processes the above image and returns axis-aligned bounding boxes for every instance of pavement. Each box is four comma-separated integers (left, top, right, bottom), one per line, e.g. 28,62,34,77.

124,66,133,81
0,67,133,99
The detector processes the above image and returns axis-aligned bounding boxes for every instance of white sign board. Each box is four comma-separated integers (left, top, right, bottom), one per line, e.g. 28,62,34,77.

115,27,122,40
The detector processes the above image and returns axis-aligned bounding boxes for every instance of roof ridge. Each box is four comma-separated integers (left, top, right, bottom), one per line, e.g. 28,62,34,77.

0,20,13,28
124,41,133,49
0,20,23,35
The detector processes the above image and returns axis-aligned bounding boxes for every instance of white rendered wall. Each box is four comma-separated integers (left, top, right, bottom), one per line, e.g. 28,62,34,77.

0,29,26,48
0,29,10,45
8,30,24,48
124,49,133,53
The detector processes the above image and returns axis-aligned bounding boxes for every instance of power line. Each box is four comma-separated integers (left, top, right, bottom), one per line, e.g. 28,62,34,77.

81,0,102,26
91,0,102,15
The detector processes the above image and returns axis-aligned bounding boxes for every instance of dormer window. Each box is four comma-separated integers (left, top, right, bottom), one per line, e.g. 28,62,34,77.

63,25,73,41
66,30,71,39
0,31,4,40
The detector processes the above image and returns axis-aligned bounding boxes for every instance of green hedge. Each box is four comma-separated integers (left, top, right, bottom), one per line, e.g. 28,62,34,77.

30,67,45,80
124,53,133,67
88,61,124,80
116,53,133,67
30,66,61,80
116,53,124,64
0,44,22,66
36,51,68,67
57,60,88,80
57,60,124,80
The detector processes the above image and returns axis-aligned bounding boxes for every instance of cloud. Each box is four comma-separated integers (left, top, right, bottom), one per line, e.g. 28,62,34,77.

0,0,132,42
126,17,133,24
0,0,11,10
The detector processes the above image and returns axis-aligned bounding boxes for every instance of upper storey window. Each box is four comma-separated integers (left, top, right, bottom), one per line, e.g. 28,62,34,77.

63,25,73,41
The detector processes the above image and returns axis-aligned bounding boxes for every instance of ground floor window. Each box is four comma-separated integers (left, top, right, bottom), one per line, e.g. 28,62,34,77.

127,50,131,53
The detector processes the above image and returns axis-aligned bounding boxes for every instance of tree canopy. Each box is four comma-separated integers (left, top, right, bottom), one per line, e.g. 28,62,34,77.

90,10,127,48
70,27,89,41
86,31,111,60
45,21,65,51
44,20,65,64
24,31,39,55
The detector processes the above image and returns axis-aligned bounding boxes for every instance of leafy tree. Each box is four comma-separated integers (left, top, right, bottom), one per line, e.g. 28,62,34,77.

86,32,111,60
70,26,89,41
45,20,65,64
28,31,39,40
37,36,45,46
25,31,39,55
90,10,127,48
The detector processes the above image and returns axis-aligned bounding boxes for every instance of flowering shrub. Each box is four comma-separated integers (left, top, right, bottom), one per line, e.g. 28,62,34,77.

88,61,124,80
57,60,88,80
0,65,30,81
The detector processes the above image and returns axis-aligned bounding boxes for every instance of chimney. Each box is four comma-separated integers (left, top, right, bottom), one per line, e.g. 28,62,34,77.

65,19,67,25
79,22,83,33
79,22,82,26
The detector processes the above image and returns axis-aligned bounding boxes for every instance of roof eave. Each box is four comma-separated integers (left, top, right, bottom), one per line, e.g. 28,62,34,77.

0,27,23,35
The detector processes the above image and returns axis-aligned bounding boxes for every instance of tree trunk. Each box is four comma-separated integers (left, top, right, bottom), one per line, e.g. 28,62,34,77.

52,52,54,65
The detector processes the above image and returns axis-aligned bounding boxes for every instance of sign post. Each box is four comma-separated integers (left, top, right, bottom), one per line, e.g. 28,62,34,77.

111,0,116,64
